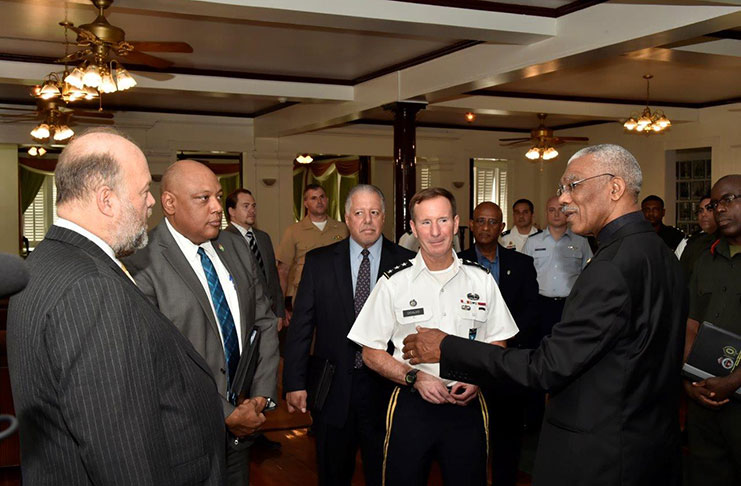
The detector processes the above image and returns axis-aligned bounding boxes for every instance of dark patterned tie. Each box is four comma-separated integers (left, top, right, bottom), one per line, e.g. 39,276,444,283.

353,249,371,368
246,230,267,279
197,247,240,403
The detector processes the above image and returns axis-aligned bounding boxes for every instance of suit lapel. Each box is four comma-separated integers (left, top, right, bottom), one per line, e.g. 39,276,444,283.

156,225,222,340
333,238,355,325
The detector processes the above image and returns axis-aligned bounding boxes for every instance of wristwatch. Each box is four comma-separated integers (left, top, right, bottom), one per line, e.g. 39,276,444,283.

404,369,419,388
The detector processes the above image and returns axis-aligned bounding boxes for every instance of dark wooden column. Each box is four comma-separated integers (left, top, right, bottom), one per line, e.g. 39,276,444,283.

386,102,424,239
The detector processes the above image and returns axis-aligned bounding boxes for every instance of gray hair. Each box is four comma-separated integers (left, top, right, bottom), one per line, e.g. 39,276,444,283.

569,144,642,201
344,184,386,215
55,127,136,205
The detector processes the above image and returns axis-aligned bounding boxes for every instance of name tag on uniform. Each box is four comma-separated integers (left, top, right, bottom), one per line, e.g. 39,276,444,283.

534,248,546,252
403,308,424,317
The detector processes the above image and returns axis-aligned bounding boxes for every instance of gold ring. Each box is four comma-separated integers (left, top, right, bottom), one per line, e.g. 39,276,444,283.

410,350,415,358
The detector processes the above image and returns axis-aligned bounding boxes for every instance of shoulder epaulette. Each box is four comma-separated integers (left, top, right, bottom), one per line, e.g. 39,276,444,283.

501,229,511,236
383,260,413,279
528,229,543,237
461,259,490,274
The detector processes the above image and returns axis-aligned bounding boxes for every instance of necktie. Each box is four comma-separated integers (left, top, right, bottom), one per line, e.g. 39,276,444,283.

197,247,240,400
246,231,267,279
353,249,371,368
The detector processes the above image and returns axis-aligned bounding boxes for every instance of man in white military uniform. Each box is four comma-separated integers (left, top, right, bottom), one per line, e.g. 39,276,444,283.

348,187,518,486
499,198,540,252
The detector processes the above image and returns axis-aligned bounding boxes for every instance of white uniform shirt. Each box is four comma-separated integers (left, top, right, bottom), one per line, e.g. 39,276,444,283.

347,251,518,385
522,227,592,298
166,219,243,352
499,226,539,252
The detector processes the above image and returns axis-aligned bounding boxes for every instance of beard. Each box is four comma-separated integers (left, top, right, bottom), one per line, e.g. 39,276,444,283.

112,199,151,258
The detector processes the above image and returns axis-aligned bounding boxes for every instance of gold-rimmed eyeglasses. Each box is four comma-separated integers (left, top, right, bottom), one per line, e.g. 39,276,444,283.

557,173,614,197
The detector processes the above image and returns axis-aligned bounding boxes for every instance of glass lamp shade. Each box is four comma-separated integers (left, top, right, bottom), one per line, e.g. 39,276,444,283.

53,125,75,141
99,72,117,94
542,147,559,160
525,147,541,160
82,64,102,88
31,123,50,140
657,115,671,128
116,68,137,91
623,118,637,130
64,68,85,89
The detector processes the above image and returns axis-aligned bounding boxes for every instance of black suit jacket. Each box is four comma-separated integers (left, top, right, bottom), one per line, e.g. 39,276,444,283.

283,236,415,427
7,226,225,485
458,244,539,348
441,213,686,486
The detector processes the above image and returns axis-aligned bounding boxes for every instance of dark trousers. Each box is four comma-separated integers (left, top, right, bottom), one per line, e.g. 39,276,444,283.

536,294,566,341
687,400,741,485
226,437,250,486
383,386,487,486
526,295,566,430
315,368,386,486
484,387,526,486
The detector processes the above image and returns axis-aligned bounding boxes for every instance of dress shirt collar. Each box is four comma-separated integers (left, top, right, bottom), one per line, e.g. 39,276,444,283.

349,234,383,262
55,218,119,264
165,218,216,259
545,226,573,241
597,210,645,247
474,244,498,264
230,222,252,238
411,248,460,280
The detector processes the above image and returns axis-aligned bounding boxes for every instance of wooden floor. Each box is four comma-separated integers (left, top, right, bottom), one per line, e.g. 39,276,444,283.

251,359,534,486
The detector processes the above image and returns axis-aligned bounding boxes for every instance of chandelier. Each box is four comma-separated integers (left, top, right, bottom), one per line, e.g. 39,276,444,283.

32,71,99,103
623,75,671,134
525,144,558,161
63,58,136,95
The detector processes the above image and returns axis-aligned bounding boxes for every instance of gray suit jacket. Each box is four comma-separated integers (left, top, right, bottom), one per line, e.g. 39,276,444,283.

224,223,285,318
124,222,279,420
8,226,225,485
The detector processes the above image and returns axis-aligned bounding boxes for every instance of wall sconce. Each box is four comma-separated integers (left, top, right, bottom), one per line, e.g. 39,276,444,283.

262,178,277,186
452,181,464,189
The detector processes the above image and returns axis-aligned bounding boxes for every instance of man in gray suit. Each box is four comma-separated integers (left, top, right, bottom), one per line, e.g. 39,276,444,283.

125,160,279,486
8,128,225,485
225,189,285,330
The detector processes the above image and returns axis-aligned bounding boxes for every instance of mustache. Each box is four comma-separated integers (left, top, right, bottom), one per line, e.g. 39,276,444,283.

561,205,578,214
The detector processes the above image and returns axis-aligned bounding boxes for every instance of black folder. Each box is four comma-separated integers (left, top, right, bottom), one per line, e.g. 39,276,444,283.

683,321,741,398
233,328,260,400
306,355,335,412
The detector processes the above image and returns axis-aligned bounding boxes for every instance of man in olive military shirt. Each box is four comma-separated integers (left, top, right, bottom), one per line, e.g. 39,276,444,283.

276,184,348,310
684,174,741,486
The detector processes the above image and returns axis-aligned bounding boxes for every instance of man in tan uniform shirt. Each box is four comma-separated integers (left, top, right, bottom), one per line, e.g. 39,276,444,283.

277,184,348,312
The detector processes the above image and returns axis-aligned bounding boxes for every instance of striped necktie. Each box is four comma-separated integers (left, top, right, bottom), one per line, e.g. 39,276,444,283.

246,230,267,279
197,247,240,401
353,249,371,368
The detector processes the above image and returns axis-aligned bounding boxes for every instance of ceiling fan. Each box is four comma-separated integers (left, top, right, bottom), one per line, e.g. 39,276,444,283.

57,0,193,70
499,113,589,160
0,99,114,142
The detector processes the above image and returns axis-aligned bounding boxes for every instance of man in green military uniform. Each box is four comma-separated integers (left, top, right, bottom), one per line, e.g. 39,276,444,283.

684,174,741,486
277,184,348,311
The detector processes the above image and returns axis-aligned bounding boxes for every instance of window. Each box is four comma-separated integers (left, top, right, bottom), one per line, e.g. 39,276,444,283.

472,158,509,226
674,147,711,235
419,165,432,190
23,174,57,249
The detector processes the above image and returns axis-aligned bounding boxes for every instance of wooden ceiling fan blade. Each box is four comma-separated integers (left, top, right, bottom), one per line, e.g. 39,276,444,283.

128,41,193,53
499,140,532,147
558,136,590,141
498,137,531,142
0,106,37,112
118,49,173,69
71,110,114,119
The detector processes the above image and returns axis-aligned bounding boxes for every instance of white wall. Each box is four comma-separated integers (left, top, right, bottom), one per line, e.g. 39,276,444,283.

0,144,19,254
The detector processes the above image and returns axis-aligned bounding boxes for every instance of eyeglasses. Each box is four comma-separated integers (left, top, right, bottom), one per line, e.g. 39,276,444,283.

556,173,614,197
474,218,502,226
707,193,740,211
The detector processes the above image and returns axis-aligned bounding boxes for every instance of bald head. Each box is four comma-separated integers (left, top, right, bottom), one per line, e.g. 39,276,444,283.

56,128,141,206
471,201,505,248
161,160,224,244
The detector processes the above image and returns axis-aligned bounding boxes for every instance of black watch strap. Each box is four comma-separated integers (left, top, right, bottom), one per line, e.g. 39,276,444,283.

404,369,419,388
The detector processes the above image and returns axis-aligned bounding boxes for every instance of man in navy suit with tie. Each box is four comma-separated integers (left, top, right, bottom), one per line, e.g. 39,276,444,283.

458,201,539,486
283,184,414,486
